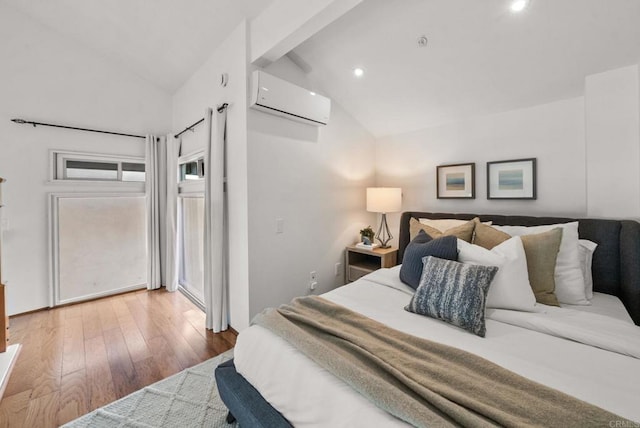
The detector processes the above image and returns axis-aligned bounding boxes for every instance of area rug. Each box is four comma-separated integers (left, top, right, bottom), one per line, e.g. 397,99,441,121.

63,349,236,428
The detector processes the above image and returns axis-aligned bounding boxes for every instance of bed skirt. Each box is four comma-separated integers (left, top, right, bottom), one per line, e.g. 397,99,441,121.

215,359,292,427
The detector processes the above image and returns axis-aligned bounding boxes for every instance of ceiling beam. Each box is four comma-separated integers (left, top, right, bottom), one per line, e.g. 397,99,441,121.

250,0,362,67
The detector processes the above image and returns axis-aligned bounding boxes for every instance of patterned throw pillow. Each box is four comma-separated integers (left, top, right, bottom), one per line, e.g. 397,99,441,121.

405,256,498,337
399,232,458,289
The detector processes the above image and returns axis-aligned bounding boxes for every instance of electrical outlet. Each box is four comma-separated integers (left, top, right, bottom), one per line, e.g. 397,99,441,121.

309,271,318,291
276,218,284,234
334,262,342,276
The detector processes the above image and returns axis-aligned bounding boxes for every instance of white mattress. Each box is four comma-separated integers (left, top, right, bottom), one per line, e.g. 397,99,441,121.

235,267,640,426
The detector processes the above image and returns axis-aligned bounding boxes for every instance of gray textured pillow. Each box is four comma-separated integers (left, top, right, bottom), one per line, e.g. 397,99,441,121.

399,232,458,290
405,256,498,337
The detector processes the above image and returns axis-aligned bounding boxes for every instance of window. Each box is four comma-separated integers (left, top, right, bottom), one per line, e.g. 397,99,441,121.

54,195,147,305
179,154,205,182
52,151,145,182
122,162,146,182
65,160,118,180
179,196,205,304
180,161,199,181
177,151,206,305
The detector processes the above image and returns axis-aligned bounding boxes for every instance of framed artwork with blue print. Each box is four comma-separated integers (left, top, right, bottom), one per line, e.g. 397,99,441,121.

487,158,537,200
436,162,475,199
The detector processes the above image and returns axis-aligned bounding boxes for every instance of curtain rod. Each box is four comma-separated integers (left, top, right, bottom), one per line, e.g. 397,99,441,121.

175,118,204,138
10,118,146,139
174,103,228,139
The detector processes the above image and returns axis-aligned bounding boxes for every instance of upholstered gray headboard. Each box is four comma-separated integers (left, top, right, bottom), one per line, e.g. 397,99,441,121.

398,212,640,326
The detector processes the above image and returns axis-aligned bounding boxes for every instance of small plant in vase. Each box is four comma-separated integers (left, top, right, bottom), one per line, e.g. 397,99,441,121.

360,226,375,245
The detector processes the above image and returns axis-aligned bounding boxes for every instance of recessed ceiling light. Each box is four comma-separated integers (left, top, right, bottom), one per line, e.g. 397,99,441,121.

510,0,529,12
353,67,364,78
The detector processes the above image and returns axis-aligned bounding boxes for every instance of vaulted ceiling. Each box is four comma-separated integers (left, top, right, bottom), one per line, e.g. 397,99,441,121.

293,0,640,137
1,0,273,92
3,0,640,137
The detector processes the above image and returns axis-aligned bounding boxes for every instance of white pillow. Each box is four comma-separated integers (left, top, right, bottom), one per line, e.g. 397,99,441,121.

493,222,588,305
578,239,598,300
419,218,492,233
457,237,537,312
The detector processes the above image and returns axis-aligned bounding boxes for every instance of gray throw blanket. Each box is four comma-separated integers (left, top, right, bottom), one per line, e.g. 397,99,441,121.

254,296,632,427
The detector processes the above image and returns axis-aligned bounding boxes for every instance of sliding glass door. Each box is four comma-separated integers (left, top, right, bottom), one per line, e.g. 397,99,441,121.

179,195,205,304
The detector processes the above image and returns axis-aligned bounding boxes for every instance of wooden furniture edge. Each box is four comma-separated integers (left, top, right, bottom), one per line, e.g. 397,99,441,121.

345,245,398,256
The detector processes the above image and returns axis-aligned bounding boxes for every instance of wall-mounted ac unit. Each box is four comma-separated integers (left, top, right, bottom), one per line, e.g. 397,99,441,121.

250,70,331,126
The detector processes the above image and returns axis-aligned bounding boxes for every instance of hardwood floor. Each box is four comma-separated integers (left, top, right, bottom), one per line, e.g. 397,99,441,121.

0,289,236,427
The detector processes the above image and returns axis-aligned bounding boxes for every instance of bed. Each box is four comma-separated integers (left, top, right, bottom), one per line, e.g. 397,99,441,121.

215,212,640,427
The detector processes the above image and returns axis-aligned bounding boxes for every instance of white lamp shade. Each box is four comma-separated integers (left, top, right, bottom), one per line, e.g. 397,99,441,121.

366,187,402,213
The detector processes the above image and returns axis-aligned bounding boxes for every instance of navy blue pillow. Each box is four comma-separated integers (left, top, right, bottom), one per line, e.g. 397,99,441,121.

399,231,458,289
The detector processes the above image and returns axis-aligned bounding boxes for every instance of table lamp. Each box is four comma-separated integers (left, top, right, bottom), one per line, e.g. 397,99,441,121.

366,187,402,248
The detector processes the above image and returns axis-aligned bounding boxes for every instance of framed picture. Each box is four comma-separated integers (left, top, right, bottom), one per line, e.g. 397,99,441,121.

436,163,475,199
487,158,537,200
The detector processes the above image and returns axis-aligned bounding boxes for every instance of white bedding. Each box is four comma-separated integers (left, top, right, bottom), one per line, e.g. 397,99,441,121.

564,292,635,324
235,267,640,426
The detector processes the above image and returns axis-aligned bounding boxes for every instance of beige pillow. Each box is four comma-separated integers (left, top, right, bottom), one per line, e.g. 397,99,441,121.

473,223,563,306
473,222,511,249
520,228,563,306
409,217,475,242
494,222,586,305
419,218,492,233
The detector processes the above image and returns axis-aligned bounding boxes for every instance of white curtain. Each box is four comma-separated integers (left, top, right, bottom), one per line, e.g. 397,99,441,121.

146,134,181,291
165,135,181,292
203,106,229,332
145,135,163,290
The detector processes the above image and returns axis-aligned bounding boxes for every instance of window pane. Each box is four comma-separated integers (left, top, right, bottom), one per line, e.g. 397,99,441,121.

65,160,118,180
179,197,204,303
58,196,147,301
180,161,200,181
122,162,146,182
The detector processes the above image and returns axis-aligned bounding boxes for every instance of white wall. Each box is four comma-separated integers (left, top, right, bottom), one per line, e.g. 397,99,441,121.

0,5,172,315
375,64,640,243
247,57,376,318
585,65,640,218
172,22,251,330
375,97,587,244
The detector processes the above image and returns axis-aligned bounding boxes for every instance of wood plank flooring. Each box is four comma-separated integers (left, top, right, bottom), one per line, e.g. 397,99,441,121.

0,289,236,427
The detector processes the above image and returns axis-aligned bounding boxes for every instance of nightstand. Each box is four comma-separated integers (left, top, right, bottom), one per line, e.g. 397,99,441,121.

345,246,398,283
